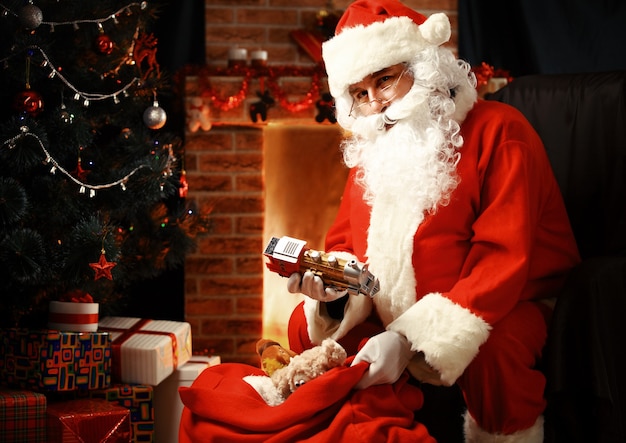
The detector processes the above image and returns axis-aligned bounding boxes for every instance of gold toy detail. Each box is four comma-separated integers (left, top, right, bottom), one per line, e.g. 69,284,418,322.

263,236,380,297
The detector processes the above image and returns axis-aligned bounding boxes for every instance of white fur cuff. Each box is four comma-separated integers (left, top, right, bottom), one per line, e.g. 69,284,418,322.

388,293,491,385
464,412,544,442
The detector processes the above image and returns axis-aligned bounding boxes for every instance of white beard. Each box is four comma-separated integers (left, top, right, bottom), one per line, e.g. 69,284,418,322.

341,88,463,324
343,84,462,214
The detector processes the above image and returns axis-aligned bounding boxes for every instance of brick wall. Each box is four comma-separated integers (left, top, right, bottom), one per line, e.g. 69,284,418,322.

185,0,458,365
204,0,458,68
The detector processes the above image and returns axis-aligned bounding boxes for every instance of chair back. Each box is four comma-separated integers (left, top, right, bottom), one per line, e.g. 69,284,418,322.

487,71,626,259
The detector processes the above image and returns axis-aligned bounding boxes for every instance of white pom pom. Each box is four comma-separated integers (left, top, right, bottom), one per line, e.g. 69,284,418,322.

419,13,451,46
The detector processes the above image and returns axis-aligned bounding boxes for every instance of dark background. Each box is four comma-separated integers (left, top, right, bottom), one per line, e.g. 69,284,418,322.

458,0,626,76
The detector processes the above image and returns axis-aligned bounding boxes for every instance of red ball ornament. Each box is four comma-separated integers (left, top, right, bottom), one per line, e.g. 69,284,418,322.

13,89,44,116
95,34,114,55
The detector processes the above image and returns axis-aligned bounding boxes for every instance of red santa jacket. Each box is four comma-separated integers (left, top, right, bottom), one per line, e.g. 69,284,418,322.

304,99,581,385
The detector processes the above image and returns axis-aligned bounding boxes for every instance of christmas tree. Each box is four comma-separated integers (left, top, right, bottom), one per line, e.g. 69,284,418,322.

0,1,205,328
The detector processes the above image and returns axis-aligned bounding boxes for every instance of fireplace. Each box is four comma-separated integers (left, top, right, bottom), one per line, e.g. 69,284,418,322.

262,122,348,345
183,118,349,363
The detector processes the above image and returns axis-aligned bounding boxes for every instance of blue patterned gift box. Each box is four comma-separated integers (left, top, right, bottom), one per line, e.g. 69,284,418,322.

0,329,111,392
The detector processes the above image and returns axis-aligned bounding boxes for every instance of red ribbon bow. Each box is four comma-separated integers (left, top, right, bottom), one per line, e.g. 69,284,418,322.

61,289,94,303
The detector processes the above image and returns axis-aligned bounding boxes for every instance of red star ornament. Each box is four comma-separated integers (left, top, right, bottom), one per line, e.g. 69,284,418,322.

89,251,117,280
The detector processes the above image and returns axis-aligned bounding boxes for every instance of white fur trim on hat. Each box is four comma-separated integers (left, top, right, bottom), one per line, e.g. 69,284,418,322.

322,12,451,99
387,292,491,385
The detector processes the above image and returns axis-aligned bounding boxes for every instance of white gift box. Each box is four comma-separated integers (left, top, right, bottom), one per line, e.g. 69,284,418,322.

154,355,220,443
48,300,99,332
98,316,192,386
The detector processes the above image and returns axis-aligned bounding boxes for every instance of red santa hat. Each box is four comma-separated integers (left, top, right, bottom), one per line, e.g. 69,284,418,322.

322,0,451,99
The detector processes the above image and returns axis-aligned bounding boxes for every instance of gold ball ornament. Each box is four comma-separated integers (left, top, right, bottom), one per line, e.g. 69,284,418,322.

143,103,167,130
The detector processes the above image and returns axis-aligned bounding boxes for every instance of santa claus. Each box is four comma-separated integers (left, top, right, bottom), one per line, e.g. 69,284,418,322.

286,0,581,442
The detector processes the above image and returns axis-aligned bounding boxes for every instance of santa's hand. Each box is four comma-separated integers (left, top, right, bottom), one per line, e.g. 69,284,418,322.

351,330,414,389
286,272,347,302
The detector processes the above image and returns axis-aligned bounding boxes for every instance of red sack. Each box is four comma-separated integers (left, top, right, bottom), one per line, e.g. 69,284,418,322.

179,361,435,443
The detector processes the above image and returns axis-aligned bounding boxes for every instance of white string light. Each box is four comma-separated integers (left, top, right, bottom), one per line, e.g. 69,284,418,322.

1,1,167,197
2,127,151,197
0,2,147,30
0,45,141,105
0,2,147,103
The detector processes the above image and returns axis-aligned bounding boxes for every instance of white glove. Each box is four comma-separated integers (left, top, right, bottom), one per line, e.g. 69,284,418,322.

350,330,414,390
286,271,347,302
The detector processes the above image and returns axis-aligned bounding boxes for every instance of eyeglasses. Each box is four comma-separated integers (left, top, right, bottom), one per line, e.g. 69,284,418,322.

349,69,408,117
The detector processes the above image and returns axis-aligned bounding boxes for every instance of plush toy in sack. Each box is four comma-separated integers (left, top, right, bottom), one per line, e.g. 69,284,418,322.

244,338,347,406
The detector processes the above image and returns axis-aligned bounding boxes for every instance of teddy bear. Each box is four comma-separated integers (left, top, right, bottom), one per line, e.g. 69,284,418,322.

256,338,297,377
243,338,347,406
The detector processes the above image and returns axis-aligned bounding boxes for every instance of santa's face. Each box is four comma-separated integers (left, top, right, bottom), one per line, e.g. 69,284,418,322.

341,62,462,216
347,63,414,117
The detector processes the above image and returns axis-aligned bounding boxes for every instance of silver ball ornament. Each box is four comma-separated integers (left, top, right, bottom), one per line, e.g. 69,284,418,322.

143,104,167,130
19,4,43,30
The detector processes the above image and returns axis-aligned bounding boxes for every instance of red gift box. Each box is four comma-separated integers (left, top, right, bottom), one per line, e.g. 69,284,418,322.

0,388,47,442
47,398,131,443
0,329,111,392
81,384,154,442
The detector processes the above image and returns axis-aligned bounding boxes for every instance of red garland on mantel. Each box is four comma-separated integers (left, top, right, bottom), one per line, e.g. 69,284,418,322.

179,65,326,113
208,70,252,111
266,70,320,113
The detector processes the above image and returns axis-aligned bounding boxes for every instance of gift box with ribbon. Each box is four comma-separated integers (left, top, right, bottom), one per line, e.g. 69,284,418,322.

0,329,111,392
48,303,98,333
46,398,131,443
76,383,154,443
98,317,192,386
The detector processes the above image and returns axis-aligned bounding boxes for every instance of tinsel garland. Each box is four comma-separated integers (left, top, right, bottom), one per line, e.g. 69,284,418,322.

179,65,326,113
204,69,252,111
266,69,320,113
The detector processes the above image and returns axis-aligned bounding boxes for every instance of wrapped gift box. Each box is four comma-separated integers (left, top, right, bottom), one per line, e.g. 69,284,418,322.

0,388,47,442
48,300,99,332
82,384,154,443
98,317,192,386
153,355,220,443
47,398,131,443
0,329,111,392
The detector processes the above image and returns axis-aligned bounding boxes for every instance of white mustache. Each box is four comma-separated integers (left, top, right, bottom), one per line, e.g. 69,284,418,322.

350,85,433,139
